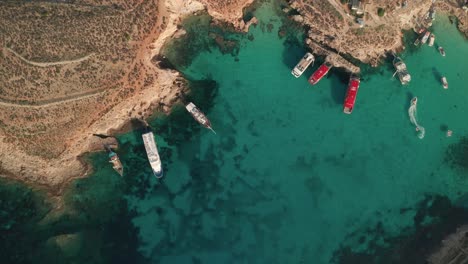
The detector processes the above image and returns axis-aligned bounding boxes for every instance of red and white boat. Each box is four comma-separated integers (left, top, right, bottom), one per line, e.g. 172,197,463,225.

343,75,360,114
308,62,332,85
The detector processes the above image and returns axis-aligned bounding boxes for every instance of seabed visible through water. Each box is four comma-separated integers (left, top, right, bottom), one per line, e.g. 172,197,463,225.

1,1,468,264
120,1,468,263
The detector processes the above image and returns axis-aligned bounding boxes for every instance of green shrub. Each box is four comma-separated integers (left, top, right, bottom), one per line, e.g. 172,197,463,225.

377,7,385,17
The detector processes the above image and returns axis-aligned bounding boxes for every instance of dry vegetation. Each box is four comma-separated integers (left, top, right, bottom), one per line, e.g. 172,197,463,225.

0,0,164,159
0,0,193,188
0,0,257,187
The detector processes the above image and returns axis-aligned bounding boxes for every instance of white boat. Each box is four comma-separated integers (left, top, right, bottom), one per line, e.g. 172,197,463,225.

104,145,123,176
428,34,435,47
441,77,448,89
439,47,446,57
185,102,216,134
291,52,315,78
421,31,430,44
393,56,411,85
142,131,163,178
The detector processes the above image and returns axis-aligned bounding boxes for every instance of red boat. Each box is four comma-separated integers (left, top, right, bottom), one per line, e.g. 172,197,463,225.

308,62,332,85
343,75,360,114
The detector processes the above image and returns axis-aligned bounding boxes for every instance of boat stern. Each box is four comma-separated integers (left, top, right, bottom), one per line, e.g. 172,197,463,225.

343,107,352,114
291,69,301,78
153,169,164,178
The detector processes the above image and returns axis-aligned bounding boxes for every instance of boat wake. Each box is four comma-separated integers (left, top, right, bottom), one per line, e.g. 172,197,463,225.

408,98,425,139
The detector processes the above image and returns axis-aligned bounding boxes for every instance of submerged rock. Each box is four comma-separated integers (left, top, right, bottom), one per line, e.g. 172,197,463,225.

291,15,304,23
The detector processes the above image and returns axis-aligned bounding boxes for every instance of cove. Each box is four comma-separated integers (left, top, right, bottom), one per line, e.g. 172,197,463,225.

108,1,468,263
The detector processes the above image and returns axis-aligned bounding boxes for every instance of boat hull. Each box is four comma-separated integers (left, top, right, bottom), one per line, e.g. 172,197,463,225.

421,31,430,44
439,47,446,57
186,102,214,132
393,56,411,85
343,76,360,114
291,52,315,78
428,34,435,47
142,131,163,178
308,62,331,85
109,152,124,176
442,77,448,89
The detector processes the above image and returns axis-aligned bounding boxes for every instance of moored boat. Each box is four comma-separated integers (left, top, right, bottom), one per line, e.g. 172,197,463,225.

105,145,123,176
343,75,360,114
428,33,435,47
393,56,411,85
308,61,332,85
291,52,315,78
438,46,446,57
185,102,216,134
441,77,448,89
411,97,417,106
421,31,430,44
413,38,421,46
142,130,163,178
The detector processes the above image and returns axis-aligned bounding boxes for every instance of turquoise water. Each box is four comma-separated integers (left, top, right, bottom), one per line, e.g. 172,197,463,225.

125,3,468,263
2,1,467,263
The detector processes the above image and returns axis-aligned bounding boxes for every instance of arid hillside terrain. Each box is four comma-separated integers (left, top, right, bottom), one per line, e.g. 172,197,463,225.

0,0,190,189
0,0,255,189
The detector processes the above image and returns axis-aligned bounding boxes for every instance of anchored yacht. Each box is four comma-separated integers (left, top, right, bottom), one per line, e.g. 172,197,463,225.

291,52,315,78
105,145,123,176
142,130,163,178
186,102,216,134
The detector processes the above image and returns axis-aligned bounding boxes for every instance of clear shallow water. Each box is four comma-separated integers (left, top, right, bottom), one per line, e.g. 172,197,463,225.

98,3,468,264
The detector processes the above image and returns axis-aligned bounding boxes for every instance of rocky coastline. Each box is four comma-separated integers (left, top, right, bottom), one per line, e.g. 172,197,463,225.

285,0,467,70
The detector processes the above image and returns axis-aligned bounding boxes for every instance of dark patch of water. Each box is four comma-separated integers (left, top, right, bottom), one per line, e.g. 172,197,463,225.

445,136,468,172
161,14,215,69
329,69,349,105
162,14,246,70
402,30,421,55
0,158,147,264
331,194,468,264
281,34,308,70
431,67,442,82
0,179,49,264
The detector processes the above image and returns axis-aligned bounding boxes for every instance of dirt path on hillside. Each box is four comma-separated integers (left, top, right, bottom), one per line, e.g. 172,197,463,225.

4,47,94,67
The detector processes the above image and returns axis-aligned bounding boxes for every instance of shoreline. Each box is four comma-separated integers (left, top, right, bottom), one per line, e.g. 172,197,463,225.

1,0,467,262
1,0,465,195
0,0,259,195
285,0,467,70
